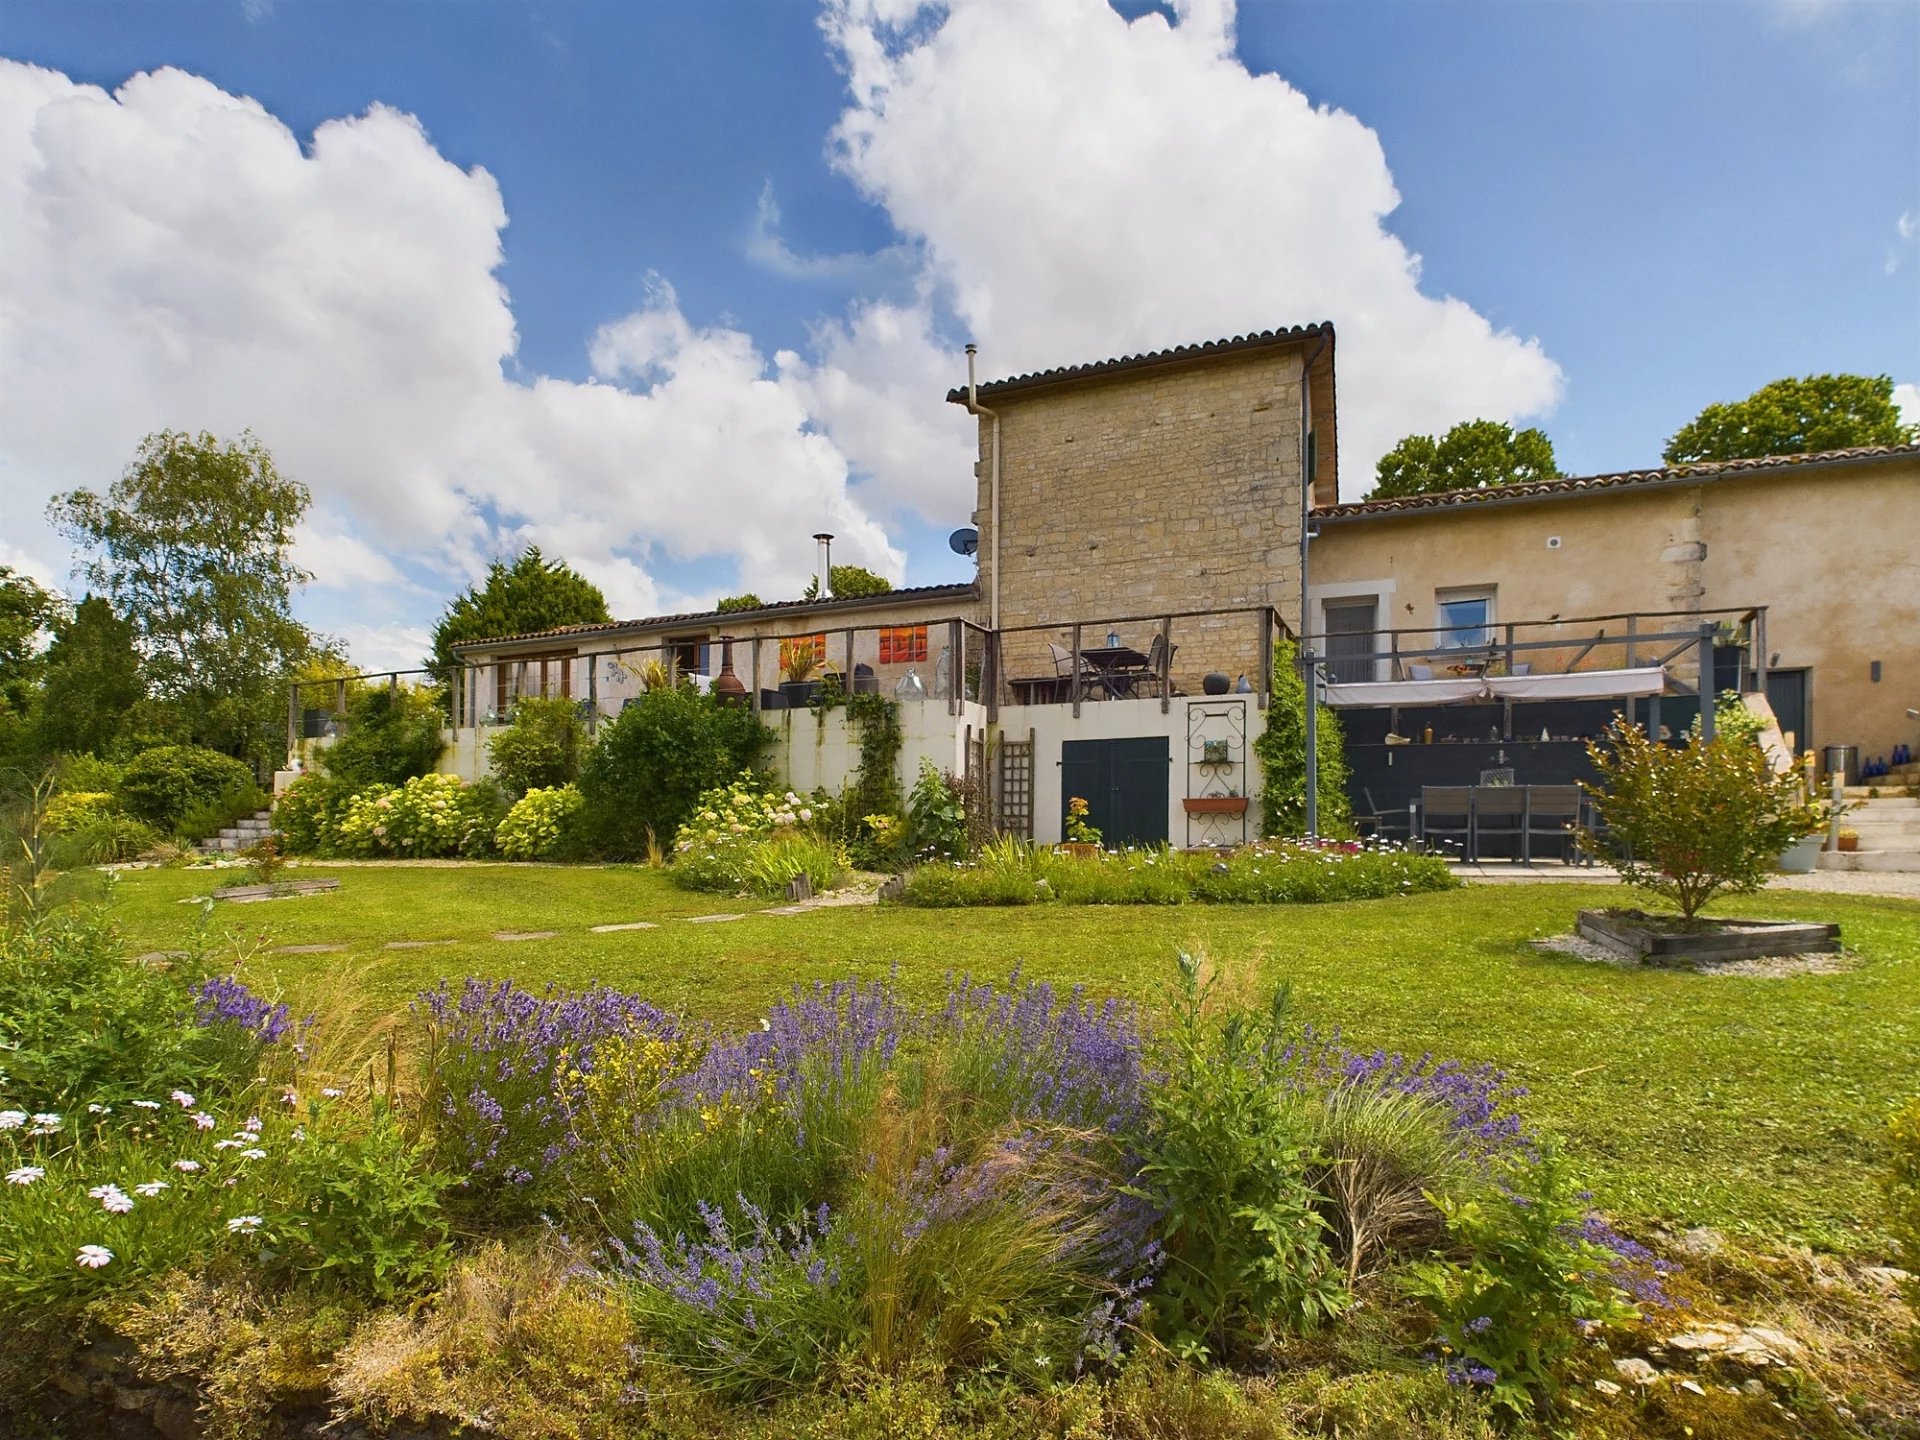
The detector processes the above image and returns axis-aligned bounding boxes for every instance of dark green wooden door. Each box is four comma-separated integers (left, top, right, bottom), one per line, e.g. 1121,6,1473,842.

1061,737,1170,847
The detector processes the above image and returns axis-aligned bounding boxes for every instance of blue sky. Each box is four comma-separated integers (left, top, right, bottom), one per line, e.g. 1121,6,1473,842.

0,0,1913,671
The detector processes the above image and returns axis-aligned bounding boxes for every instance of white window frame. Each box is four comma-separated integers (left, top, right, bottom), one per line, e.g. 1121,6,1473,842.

1434,586,1496,652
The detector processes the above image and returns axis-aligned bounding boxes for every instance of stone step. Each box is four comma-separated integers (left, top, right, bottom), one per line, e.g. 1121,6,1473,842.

1841,789,1918,804
1818,848,1920,874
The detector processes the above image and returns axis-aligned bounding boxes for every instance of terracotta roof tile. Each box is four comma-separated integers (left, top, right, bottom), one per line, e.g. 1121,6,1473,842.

1315,443,1920,520
453,582,978,653
945,323,1333,403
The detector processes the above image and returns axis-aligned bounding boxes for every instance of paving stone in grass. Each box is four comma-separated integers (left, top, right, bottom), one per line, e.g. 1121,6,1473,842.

494,930,560,942
687,913,744,924
589,921,660,933
383,939,459,950
273,943,346,955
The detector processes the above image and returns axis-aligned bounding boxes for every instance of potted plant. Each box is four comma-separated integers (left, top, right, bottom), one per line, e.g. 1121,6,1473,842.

779,640,822,708
1058,795,1101,858
1835,827,1860,853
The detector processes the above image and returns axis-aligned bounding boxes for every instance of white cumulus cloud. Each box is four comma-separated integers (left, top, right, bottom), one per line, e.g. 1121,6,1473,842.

0,60,900,668
805,0,1564,504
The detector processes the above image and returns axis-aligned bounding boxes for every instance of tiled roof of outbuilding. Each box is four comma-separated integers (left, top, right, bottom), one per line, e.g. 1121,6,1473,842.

453,582,978,654
1314,443,1920,521
944,323,1333,403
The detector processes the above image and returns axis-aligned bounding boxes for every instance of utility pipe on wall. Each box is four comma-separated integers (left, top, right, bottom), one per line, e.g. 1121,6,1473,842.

961,344,1003,631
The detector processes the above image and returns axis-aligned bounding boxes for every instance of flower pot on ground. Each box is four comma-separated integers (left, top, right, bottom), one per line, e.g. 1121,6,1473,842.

1056,842,1099,859
1778,835,1820,873
1836,829,1860,853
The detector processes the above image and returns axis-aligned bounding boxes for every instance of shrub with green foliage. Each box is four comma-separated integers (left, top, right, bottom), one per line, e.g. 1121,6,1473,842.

1402,1148,1641,1419
47,814,164,869
905,759,967,861
0,904,249,1111
1580,717,1827,923
495,784,585,861
118,745,258,833
319,686,446,791
486,695,588,799
1886,1097,1920,1354
41,790,117,835
576,686,769,859
331,774,499,859
270,773,349,855
670,777,842,895
1130,954,1348,1359
897,838,1454,907
1256,637,1352,838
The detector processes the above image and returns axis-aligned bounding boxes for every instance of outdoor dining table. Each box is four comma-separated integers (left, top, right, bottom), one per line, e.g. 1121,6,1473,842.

1077,644,1150,698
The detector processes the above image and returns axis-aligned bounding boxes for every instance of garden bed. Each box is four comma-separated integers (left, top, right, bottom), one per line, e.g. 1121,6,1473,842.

207,878,342,903
1575,908,1839,965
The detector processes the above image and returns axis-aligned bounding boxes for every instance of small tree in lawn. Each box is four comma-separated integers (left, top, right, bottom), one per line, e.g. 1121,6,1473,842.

1579,718,1824,925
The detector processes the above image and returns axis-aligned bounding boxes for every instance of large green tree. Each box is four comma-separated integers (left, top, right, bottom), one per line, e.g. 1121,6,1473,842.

428,547,612,683
1662,373,1917,465
49,431,317,765
0,567,60,721
803,564,893,600
1368,420,1562,500
32,595,145,758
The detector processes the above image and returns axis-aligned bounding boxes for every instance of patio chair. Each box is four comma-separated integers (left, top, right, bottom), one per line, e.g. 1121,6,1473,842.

1472,786,1526,862
1047,642,1093,702
1122,632,1177,698
1418,786,1473,859
1355,787,1407,842
1523,784,1583,865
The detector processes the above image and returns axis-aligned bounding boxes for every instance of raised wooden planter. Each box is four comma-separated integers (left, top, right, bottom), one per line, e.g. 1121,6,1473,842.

209,878,342,903
1575,909,1838,966
1055,842,1100,859
1182,796,1249,815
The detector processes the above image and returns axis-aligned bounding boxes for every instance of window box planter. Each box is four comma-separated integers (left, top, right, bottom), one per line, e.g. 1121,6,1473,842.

780,679,823,708
1182,796,1249,815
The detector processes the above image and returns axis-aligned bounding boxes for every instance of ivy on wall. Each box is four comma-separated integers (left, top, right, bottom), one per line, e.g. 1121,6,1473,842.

1253,637,1353,838
845,691,904,820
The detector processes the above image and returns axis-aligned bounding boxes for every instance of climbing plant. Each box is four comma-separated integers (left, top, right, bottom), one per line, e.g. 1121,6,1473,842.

1254,637,1352,838
845,691,903,821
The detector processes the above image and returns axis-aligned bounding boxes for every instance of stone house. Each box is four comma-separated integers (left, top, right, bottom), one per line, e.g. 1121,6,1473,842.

422,321,1912,848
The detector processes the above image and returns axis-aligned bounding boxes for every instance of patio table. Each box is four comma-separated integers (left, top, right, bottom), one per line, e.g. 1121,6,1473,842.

1077,645,1151,699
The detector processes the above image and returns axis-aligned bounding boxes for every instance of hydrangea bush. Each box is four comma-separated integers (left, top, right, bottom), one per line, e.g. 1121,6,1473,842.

670,776,825,894
495,783,585,860
331,774,500,858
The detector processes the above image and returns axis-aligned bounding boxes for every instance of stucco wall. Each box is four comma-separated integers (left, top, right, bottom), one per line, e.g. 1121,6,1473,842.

971,346,1312,692
1310,456,1919,758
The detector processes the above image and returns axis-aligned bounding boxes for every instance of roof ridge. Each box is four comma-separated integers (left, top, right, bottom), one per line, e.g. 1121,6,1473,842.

945,323,1333,401
453,581,979,652
1317,442,1920,518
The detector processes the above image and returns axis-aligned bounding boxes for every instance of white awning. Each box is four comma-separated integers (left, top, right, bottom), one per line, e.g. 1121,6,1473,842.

1323,666,1669,708
1322,677,1490,707
1486,667,1666,701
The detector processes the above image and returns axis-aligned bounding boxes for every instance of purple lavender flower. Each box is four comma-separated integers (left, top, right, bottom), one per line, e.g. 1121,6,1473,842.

192,974,309,1046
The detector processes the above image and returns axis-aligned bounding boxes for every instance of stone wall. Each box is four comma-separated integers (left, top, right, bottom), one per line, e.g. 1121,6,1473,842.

972,344,1312,692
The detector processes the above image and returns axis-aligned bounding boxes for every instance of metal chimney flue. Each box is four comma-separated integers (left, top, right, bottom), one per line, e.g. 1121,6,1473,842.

812,532,834,599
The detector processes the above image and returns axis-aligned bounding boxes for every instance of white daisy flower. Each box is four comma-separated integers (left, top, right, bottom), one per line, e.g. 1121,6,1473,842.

134,1181,169,1197
321,1088,343,1099
170,1090,195,1109
0,1111,25,1130
214,1139,242,1150
226,1215,263,1234
6,1166,44,1185
243,1116,262,1134
87,1103,111,1115
75,1245,114,1269
31,1112,60,1128
131,1100,162,1110
172,1159,202,1173
238,1148,266,1161
88,1184,133,1213
191,1113,216,1131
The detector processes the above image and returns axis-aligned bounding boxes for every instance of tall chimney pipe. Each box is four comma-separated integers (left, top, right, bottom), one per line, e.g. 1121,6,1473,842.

812,532,834,599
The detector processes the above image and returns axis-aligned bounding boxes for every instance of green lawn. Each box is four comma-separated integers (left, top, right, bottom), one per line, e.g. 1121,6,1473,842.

101,862,1920,1256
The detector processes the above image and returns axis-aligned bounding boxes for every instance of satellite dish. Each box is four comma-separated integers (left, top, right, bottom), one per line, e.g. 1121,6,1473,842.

948,526,979,557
